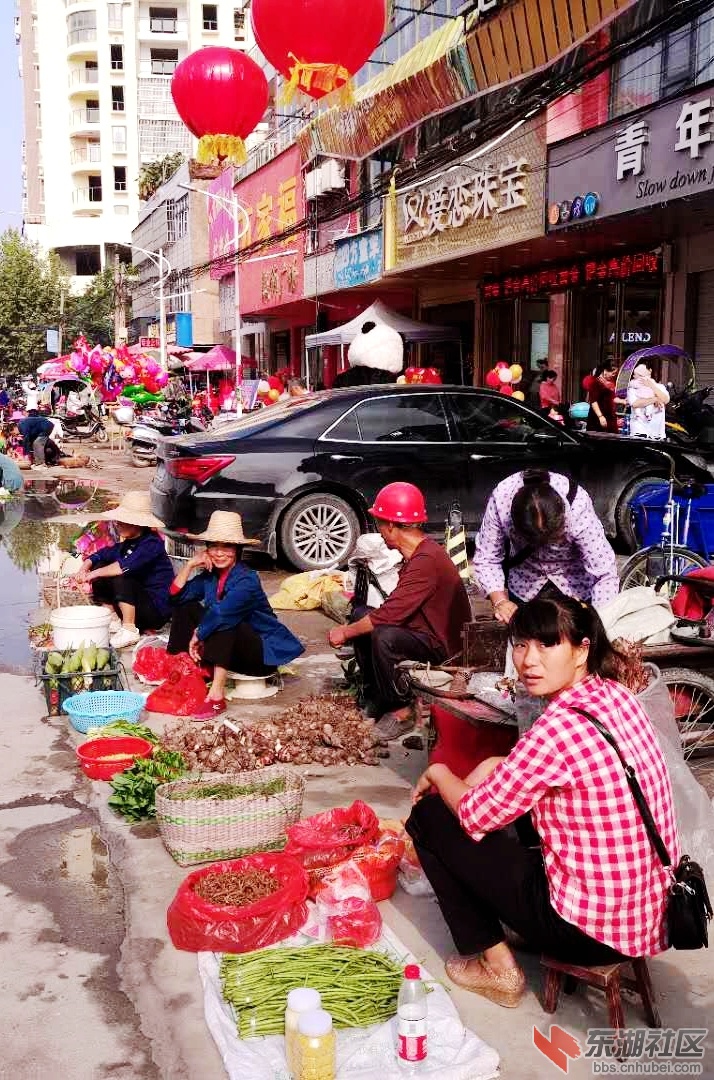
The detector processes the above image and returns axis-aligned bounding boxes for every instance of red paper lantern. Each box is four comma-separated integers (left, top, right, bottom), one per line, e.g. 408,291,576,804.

171,47,269,166
251,0,386,102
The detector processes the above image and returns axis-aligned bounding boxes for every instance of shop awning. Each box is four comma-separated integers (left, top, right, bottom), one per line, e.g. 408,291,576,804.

305,299,460,348
185,345,250,371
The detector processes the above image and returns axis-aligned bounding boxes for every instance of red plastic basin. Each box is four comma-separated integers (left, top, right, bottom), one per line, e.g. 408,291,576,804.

76,736,153,781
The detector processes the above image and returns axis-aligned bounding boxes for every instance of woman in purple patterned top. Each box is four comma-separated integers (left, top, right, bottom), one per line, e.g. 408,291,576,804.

472,469,618,624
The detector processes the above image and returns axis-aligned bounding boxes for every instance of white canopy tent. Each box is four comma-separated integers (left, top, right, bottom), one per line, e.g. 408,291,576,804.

304,300,462,388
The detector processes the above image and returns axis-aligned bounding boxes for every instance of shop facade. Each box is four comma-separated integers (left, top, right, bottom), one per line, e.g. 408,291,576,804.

384,117,547,384
547,79,714,389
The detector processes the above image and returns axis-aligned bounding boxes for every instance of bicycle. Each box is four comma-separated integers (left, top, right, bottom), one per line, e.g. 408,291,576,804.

619,474,709,596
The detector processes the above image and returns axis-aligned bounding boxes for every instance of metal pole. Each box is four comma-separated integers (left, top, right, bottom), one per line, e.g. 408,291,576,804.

232,193,243,417
158,246,167,372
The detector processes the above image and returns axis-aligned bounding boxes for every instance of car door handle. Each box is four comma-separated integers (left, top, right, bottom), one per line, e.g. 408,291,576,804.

329,454,363,462
470,453,487,461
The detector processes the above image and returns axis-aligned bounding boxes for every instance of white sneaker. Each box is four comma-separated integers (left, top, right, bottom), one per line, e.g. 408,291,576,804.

108,615,122,634
110,625,140,650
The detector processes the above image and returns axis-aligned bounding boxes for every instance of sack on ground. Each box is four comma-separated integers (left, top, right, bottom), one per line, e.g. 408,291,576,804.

166,852,309,952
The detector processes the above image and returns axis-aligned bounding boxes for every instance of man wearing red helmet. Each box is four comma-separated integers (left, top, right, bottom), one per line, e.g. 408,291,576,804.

328,482,471,740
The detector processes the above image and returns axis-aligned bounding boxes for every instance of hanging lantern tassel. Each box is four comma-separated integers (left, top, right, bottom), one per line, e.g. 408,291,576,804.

446,502,470,582
196,133,247,167
280,52,353,106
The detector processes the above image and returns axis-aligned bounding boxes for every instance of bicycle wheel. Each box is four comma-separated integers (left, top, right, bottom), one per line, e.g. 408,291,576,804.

661,667,714,759
619,545,708,595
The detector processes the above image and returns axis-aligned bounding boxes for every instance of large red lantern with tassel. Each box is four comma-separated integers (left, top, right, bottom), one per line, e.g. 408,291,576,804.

251,0,386,103
171,47,269,166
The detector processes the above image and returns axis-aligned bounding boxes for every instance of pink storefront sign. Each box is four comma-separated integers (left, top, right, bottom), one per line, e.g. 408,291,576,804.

208,167,237,280
233,145,305,315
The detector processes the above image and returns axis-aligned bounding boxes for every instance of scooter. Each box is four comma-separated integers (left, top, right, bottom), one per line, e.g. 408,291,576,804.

128,406,208,467
666,387,714,445
51,408,108,443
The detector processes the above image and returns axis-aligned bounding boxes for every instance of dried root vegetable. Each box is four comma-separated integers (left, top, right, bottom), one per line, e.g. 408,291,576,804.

161,694,387,771
193,869,280,907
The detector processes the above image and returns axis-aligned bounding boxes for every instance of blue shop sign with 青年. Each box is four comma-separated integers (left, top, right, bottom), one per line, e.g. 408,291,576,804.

334,230,383,288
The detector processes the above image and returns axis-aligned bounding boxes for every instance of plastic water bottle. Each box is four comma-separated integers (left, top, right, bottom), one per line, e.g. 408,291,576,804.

397,964,427,1072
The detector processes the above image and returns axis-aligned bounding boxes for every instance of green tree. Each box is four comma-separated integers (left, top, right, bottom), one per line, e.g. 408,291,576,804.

0,230,69,375
138,152,185,201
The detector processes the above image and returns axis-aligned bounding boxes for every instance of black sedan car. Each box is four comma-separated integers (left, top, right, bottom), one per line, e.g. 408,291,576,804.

151,385,713,570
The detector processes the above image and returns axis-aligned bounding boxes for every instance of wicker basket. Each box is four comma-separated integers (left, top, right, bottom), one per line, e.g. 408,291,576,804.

39,574,91,609
155,765,305,867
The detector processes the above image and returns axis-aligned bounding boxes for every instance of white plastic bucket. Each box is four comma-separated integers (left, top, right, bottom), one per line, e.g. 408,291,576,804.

51,606,112,650
113,405,135,425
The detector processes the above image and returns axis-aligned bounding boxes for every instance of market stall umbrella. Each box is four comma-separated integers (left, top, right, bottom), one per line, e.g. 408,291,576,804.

185,346,251,396
37,360,70,379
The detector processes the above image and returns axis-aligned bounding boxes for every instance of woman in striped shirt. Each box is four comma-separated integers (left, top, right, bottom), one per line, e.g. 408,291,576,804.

406,596,678,1008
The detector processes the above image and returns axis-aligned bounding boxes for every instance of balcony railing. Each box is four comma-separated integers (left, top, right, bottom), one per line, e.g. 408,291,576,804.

70,144,101,165
72,187,103,206
67,26,97,46
68,68,99,87
150,16,177,32
70,107,101,126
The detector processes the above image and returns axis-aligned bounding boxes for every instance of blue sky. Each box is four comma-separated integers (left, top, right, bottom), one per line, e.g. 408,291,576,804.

1,5,24,236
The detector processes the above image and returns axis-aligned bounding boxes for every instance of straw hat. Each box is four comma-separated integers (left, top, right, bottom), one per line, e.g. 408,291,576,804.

187,510,259,546
98,491,165,529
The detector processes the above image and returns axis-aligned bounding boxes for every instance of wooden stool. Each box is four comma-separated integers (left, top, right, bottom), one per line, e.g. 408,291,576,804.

109,425,127,453
542,957,661,1031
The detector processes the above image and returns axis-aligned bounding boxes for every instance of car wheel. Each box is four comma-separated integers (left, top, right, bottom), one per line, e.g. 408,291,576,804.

280,493,361,571
615,476,666,552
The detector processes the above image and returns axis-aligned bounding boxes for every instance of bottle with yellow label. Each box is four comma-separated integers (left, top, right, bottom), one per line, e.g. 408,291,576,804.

296,1008,336,1080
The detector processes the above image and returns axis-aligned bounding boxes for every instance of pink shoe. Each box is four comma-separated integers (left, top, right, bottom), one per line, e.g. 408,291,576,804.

192,698,227,721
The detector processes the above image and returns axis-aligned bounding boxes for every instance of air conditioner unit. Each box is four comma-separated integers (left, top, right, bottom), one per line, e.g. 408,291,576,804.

320,159,345,192
305,168,325,200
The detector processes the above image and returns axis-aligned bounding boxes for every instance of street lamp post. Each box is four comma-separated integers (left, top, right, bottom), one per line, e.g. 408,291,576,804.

179,182,251,414
131,244,171,371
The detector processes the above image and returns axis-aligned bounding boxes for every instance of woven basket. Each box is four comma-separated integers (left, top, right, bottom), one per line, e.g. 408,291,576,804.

40,574,91,609
155,765,305,867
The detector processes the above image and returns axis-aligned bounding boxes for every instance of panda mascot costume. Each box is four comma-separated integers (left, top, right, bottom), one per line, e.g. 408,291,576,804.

332,320,404,388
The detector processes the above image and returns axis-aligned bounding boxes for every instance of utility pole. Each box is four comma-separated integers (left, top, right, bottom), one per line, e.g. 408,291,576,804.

58,287,66,357
114,252,127,345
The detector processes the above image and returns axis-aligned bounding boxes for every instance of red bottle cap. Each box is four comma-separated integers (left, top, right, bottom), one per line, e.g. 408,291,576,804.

404,964,420,979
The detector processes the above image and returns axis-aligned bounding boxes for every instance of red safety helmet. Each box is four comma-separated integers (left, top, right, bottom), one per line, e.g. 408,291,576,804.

369,482,428,524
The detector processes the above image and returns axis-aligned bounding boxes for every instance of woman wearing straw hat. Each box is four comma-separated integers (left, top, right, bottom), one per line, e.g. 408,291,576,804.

168,510,304,720
75,491,174,650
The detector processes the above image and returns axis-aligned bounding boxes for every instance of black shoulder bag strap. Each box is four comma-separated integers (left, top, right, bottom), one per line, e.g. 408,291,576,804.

571,707,672,869
504,474,579,581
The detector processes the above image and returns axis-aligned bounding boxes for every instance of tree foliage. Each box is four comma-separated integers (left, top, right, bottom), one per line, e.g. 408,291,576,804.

138,152,185,202
64,264,136,347
0,230,68,375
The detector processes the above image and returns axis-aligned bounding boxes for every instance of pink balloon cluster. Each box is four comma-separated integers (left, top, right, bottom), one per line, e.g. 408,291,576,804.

64,337,170,400
484,362,524,399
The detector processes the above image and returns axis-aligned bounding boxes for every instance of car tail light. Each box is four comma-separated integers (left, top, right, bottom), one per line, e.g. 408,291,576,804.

167,455,235,484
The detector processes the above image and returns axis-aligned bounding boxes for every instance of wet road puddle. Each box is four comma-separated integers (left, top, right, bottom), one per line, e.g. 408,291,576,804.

60,826,109,889
0,479,116,674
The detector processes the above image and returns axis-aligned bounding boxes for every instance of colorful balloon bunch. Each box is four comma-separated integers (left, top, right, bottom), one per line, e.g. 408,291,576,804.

64,336,170,403
397,367,442,385
257,375,284,405
484,362,524,400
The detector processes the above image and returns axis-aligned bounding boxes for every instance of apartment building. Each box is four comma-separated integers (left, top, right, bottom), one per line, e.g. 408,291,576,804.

17,0,252,292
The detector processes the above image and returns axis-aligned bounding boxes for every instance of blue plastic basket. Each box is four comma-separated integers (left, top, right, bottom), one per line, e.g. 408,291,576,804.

63,691,146,734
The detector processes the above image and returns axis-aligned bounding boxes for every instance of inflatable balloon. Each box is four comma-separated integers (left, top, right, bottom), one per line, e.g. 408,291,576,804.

510,364,523,383
155,370,169,389
485,370,500,389
496,361,509,369
498,367,513,384
512,390,525,401
267,388,281,402
499,384,513,396
257,380,270,394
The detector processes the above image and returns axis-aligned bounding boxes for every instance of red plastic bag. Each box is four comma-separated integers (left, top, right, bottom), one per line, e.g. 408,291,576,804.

305,862,382,948
133,644,174,684
146,667,208,715
285,800,380,874
167,852,309,952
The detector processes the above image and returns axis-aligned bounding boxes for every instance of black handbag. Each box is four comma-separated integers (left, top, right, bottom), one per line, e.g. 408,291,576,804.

572,708,713,950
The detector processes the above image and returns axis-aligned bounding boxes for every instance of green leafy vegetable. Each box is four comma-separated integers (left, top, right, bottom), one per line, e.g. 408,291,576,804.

86,720,159,743
167,778,287,801
108,750,186,822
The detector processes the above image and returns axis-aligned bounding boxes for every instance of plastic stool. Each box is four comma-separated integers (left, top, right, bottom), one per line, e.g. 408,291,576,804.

542,956,661,1031
224,671,281,700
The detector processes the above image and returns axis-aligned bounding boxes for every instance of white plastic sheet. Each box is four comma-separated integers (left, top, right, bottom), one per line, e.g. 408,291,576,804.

198,925,500,1080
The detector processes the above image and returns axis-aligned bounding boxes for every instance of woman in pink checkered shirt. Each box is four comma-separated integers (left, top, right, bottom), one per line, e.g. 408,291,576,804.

406,596,678,1009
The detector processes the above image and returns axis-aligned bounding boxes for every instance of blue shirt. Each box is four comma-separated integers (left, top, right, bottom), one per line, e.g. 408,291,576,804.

89,530,174,621
174,562,304,666
18,416,54,456
0,454,23,493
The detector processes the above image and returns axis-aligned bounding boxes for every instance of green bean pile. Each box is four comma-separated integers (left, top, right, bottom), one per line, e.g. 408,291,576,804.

220,945,404,1037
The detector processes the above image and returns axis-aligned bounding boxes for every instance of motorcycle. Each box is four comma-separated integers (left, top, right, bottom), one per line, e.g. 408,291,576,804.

128,404,209,467
666,386,714,445
51,407,107,443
